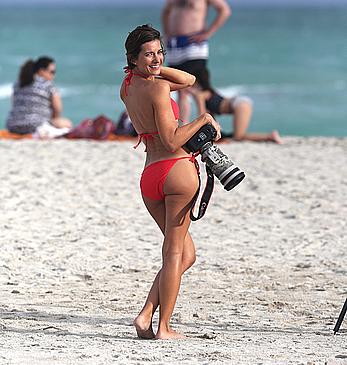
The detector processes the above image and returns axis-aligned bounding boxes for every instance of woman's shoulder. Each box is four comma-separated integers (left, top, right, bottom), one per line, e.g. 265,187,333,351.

34,75,54,87
151,78,171,96
34,76,57,94
120,80,126,100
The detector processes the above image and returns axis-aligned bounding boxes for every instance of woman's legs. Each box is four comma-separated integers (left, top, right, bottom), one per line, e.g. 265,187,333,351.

223,98,283,143
177,88,192,122
133,229,196,338
133,159,198,339
157,159,198,339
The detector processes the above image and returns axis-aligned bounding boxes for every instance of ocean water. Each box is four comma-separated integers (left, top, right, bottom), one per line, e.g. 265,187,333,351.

0,4,346,136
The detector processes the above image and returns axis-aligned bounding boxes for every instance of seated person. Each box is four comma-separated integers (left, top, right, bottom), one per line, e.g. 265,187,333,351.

114,110,137,136
188,67,282,143
6,56,72,137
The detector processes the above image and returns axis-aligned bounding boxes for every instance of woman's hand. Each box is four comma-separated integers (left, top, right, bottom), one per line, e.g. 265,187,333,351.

204,113,221,141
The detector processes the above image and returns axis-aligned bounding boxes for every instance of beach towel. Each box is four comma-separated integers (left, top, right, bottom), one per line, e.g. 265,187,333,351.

0,129,33,139
63,115,115,140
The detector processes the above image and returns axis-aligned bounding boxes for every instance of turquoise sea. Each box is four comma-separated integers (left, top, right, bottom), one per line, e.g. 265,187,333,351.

0,4,346,136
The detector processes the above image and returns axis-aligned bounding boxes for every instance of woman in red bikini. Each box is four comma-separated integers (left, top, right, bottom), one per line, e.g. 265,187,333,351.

120,24,221,340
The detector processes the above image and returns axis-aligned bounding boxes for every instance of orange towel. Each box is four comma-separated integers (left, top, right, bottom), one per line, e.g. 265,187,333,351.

0,130,33,139
0,129,139,141
0,130,228,143
106,134,137,142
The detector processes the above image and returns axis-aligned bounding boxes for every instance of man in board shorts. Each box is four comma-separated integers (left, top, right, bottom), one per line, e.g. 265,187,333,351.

162,0,231,121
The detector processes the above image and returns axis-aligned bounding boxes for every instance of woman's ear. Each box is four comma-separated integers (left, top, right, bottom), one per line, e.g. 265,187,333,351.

130,57,137,67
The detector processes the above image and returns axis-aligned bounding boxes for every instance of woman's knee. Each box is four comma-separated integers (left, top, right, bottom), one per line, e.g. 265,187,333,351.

52,117,73,129
163,236,185,258
163,249,184,271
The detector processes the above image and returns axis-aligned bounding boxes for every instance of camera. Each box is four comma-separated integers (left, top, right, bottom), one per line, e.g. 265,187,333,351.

185,124,245,191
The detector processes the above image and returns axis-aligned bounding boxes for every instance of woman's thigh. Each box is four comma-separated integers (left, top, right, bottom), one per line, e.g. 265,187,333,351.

162,159,198,247
143,195,196,268
143,157,199,231
142,159,198,256
143,198,166,234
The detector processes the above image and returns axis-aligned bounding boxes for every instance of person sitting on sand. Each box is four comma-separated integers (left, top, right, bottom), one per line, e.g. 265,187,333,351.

6,56,72,137
188,65,282,143
114,110,137,136
120,24,221,340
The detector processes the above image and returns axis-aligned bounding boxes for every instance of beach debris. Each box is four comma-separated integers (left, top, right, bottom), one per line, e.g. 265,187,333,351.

75,273,93,281
41,326,63,331
197,332,217,340
296,262,312,269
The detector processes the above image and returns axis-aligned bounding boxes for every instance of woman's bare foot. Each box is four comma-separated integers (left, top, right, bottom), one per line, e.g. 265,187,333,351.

271,130,284,144
155,328,186,340
133,316,155,339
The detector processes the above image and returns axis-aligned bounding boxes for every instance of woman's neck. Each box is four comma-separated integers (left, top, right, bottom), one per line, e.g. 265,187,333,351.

132,68,152,80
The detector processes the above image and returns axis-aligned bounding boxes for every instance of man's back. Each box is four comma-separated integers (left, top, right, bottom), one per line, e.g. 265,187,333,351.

162,0,231,121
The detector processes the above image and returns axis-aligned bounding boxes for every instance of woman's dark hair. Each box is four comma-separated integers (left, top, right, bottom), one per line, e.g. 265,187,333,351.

125,24,165,70
33,56,54,73
19,60,35,87
19,56,55,88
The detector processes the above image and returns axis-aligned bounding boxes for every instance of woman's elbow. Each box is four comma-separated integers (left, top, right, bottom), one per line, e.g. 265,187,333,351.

188,75,196,87
223,4,232,18
167,143,179,153
162,140,180,153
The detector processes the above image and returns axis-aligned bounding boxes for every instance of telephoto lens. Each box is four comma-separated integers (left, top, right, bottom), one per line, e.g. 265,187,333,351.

200,142,245,191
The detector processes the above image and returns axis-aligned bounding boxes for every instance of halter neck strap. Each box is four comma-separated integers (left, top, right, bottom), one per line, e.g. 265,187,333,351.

123,67,148,96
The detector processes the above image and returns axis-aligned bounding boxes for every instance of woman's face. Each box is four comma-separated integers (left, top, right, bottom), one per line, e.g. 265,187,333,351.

38,62,56,81
134,39,164,76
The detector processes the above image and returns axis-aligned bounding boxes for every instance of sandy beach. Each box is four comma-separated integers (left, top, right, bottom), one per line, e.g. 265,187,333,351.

0,137,346,365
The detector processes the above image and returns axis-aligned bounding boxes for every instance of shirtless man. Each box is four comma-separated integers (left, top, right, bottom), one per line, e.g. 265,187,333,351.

162,0,231,121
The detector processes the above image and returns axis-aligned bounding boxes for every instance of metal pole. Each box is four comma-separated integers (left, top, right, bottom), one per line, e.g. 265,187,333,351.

334,298,347,335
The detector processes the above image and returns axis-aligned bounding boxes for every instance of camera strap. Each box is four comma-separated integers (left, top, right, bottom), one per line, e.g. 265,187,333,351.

190,165,214,221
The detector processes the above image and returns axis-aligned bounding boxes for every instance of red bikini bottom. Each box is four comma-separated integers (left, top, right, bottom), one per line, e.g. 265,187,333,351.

140,156,196,201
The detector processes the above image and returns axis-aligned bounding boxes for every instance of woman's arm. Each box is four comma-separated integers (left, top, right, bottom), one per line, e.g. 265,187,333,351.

51,93,62,118
152,82,220,152
159,66,196,91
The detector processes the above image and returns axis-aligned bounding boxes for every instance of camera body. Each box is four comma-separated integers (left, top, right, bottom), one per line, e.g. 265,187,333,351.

185,124,245,191
184,124,217,153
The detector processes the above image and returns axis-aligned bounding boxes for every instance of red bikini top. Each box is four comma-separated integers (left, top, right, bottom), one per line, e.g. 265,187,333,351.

123,67,180,149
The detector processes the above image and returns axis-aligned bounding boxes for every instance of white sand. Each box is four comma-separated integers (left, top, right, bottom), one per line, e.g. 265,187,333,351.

0,137,346,365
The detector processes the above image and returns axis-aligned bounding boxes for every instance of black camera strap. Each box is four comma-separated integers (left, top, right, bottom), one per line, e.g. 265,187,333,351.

190,165,214,221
